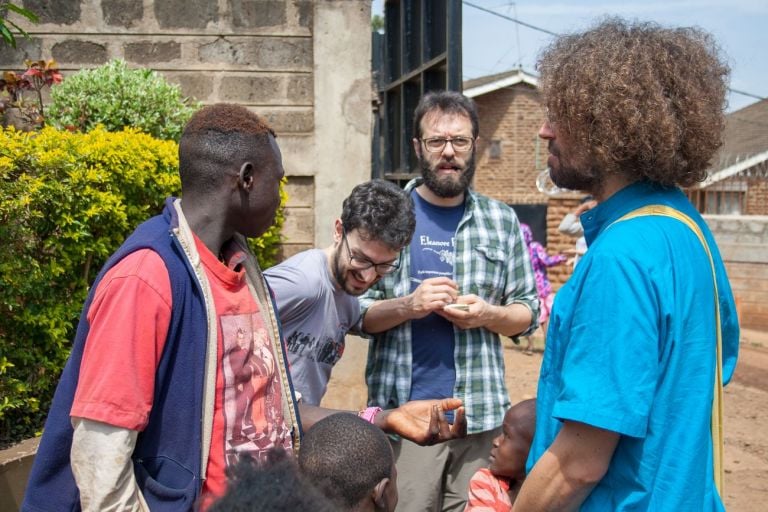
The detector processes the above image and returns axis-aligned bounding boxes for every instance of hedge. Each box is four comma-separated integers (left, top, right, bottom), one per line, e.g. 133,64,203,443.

0,125,285,447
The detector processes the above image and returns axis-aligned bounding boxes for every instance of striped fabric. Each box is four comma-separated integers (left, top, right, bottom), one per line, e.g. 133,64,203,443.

465,468,513,512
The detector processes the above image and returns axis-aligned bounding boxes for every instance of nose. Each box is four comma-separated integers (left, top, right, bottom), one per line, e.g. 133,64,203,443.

538,120,555,140
441,140,457,158
357,266,379,282
492,434,502,448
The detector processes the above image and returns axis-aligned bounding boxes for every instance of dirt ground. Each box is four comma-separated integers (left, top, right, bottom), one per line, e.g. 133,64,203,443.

323,328,768,511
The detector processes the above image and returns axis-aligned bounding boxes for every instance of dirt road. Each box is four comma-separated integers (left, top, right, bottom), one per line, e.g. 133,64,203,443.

323,330,768,511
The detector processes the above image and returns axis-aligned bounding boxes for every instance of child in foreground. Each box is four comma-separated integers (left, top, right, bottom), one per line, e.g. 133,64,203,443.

465,399,536,511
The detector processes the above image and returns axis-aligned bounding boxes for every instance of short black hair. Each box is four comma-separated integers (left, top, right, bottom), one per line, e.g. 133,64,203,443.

178,103,275,194
341,179,415,251
298,413,393,509
206,448,336,512
412,90,480,140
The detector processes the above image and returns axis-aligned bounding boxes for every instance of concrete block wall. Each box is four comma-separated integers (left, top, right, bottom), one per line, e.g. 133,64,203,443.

3,0,374,258
472,84,545,205
548,206,768,330
706,215,768,330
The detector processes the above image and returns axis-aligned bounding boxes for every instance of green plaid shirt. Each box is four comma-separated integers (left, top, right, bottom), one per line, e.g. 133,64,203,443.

359,179,539,433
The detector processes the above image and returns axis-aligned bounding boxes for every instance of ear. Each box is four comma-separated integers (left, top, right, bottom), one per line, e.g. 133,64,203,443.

372,478,391,511
333,218,344,244
412,137,422,159
238,162,254,191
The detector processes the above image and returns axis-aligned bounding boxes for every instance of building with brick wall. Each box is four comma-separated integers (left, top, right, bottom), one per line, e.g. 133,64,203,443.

464,68,582,287
688,98,768,216
2,0,374,259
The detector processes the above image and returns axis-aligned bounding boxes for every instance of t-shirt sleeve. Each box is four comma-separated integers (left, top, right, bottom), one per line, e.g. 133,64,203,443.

71,249,172,431
264,264,317,324
552,250,659,438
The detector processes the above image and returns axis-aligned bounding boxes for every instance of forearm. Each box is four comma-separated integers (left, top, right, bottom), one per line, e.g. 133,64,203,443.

483,302,534,337
514,421,619,511
71,418,149,512
298,403,349,431
362,296,415,333
514,450,595,511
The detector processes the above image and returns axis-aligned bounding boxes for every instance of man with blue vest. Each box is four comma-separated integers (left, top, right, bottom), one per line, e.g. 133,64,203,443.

23,103,465,511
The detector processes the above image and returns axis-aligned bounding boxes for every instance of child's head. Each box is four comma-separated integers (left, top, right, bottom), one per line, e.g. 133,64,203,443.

299,413,398,512
489,399,536,481
207,448,336,512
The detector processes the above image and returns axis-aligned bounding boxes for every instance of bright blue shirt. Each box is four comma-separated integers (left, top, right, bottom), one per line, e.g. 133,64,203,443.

527,181,739,511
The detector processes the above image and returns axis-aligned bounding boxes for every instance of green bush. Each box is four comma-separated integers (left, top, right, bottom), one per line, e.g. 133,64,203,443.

46,59,199,141
0,125,285,447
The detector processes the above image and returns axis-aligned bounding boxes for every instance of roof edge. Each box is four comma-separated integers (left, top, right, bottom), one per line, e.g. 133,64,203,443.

464,69,538,98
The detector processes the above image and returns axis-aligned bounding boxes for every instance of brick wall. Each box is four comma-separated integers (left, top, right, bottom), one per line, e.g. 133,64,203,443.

746,177,768,215
472,84,545,205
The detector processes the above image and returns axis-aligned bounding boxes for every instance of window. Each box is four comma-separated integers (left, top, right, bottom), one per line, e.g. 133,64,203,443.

372,0,463,186
687,181,746,215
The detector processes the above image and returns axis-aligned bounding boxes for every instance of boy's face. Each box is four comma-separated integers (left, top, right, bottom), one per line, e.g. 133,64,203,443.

488,410,530,480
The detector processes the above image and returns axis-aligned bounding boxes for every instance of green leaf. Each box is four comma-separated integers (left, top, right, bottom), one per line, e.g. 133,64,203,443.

6,3,39,23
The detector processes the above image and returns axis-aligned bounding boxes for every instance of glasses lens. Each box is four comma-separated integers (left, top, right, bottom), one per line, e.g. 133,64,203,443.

452,137,472,151
375,263,399,275
424,138,445,152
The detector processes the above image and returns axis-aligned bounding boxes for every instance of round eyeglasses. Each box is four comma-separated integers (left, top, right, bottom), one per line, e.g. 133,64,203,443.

420,136,475,153
342,230,399,275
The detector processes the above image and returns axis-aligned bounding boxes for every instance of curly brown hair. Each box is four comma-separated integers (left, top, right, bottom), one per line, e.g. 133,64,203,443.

537,18,730,187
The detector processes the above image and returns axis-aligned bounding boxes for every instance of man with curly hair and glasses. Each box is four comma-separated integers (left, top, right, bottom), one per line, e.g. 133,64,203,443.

360,90,539,511
516,18,740,511
265,179,416,406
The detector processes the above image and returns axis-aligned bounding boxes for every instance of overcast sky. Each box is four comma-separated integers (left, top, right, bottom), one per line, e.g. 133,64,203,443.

373,0,767,112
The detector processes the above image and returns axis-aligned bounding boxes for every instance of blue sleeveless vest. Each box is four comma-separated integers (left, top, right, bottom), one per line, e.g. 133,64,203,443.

23,199,210,511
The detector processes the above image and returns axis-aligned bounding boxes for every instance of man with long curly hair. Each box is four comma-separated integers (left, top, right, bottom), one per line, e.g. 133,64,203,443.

516,18,740,510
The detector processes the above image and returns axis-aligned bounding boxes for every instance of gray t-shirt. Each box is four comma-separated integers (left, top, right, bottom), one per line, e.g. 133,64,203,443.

264,249,361,406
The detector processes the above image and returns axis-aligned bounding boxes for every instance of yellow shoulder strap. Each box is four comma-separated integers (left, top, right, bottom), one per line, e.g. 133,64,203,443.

613,204,724,495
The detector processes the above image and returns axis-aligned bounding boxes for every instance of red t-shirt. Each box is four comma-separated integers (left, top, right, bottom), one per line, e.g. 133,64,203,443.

71,238,292,501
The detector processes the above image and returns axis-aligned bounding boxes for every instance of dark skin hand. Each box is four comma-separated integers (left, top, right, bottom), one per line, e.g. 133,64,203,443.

299,398,467,446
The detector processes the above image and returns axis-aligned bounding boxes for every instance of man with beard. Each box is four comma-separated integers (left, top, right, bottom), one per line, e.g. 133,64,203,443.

515,19,740,511
359,90,539,511
265,179,416,406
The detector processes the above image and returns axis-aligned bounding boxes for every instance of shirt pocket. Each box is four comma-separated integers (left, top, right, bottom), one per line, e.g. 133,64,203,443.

468,245,506,303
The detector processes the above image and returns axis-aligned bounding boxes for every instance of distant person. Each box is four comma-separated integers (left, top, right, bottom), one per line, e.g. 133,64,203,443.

465,399,536,511
520,224,566,354
558,196,596,268
360,90,539,511
299,413,398,512
22,104,466,512
265,179,415,406
516,19,739,510
208,448,337,512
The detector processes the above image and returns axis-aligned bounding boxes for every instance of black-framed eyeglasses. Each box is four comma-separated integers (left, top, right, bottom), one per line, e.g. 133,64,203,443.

420,136,475,153
341,229,399,275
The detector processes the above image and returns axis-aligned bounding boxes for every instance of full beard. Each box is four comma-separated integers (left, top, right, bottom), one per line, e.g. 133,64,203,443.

548,144,602,193
420,153,476,198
